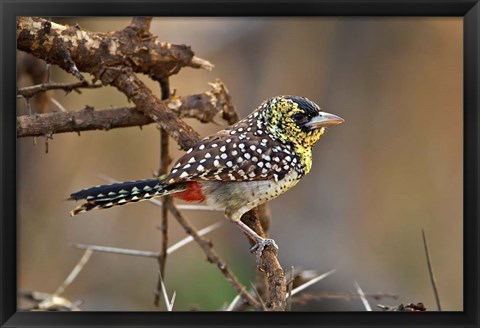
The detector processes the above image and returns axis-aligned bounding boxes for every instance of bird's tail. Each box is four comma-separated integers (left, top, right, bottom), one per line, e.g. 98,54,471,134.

69,178,184,216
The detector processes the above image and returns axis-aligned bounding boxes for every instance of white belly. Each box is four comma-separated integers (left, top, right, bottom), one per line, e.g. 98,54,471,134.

201,170,301,221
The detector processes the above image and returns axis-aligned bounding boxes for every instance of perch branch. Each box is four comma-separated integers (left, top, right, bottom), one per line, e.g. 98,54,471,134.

241,207,286,311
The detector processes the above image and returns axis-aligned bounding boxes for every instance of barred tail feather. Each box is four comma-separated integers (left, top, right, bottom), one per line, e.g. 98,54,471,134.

69,178,184,216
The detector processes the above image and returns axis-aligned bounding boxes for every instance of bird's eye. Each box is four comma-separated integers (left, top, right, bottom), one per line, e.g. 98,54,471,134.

292,112,308,123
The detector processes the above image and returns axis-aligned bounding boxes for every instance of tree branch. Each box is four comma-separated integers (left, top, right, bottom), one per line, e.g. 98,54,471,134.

241,207,286,311
17,80,102,98
17,16,212,149
17,81,233,137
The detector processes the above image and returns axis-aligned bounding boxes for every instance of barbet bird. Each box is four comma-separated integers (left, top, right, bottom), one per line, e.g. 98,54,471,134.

69,96,344,257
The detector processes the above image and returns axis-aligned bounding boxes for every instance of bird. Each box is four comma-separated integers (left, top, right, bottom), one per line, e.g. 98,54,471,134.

69,95,344,258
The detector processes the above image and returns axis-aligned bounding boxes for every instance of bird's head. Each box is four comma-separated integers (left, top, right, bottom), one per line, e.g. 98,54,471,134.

261,95,344,149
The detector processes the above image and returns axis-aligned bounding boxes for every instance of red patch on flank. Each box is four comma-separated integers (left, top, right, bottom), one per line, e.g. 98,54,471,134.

173,181,205,202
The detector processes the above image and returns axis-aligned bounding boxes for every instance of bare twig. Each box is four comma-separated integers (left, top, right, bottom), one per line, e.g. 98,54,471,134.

250,282,267,311
164,200,261,310
70,221,223,258
421,229,442,311
17,80,102,98
292,291,399,305
52,248,93,297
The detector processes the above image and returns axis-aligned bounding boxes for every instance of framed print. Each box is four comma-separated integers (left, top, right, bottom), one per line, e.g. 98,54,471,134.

1,0,479,327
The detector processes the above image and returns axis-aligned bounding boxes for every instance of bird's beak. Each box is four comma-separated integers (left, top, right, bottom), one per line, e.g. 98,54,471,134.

306,112,345,129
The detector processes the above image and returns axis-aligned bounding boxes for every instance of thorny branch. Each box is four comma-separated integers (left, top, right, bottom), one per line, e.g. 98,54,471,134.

17,80,102,98
17,16,284,311
17,81,233,137
17,16,210,150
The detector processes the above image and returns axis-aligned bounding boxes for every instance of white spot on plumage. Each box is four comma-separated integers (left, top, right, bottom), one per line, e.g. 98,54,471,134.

232,150,238,156
237,157,243,163
249,145,256,151
205,153,212,158
188,157,196,163
211,143,218,148
252,157,258,162
220,145,226,152
244,153,251,160
214,160,220,167
187,148,193,154
258,162,264,167
221,153,228,160
179,171,189,179
183,164,191,169
226,161,233,167
199,144,205,150
197,165,204,171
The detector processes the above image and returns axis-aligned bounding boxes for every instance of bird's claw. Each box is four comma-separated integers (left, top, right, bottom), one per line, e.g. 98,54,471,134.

251,238,278,263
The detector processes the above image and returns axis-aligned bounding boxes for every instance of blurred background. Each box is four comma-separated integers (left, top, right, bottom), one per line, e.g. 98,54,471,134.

17,17,462,311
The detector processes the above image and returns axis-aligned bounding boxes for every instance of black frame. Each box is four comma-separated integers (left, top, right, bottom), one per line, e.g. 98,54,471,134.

1,0,478,327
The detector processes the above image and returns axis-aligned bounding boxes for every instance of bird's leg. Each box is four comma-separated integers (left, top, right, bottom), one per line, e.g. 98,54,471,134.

234,220,278,263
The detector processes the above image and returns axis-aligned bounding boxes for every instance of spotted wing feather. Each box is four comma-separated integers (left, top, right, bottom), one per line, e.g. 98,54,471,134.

166,114,303,184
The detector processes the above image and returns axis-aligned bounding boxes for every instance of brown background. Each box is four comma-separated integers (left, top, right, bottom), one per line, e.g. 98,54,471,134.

17,17,462,311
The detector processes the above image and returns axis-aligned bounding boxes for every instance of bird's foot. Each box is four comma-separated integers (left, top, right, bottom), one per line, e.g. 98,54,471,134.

251,237,278,263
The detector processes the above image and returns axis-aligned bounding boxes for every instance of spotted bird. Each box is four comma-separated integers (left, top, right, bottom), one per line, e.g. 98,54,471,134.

69,96,344,257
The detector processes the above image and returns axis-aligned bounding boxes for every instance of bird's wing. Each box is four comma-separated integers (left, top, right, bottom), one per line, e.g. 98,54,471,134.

165,130,298,184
